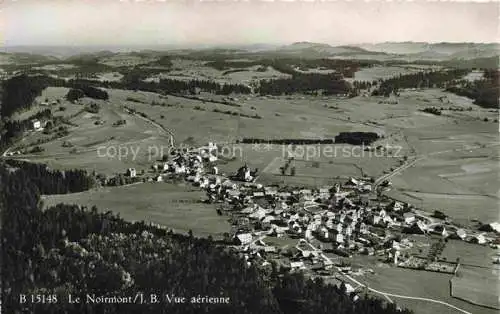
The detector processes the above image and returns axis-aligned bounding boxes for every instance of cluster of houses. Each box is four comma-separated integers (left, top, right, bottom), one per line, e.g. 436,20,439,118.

123,141,499,275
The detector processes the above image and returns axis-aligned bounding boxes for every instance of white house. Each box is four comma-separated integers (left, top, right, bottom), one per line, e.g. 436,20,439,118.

473,234,487,245
249,208,267,220
335,233,344,244
31,120,42,131
403,212,416,225
371,215,381,225
345,225,353,237
456,228,467,240
174,165,186,174
305,229,313,240
236,233,253,245
207,142,218,153
290,261,306,270
334,223,343,233
244,169,253,182
126,168,137,178
393,201,403,212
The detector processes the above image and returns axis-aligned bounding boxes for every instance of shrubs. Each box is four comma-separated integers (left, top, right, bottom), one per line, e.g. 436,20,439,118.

422,107,442,115
126,97,146,103
85,103,101,114
113,119,127,127
211,108,262,119
62,141,74,148
66,85,109,101
431,210,447,220
29,145,45,154
240,138,335,145
334,132,380,145
66,88,86,102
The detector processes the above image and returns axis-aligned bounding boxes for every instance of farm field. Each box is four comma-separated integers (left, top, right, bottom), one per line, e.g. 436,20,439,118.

12,85,498,227
451,266,500,310
3,14,500,314
41,182,230,237
145,64,291,85
348,65,422,82
361,266,497,314
441,239,500,268
385,146,499,224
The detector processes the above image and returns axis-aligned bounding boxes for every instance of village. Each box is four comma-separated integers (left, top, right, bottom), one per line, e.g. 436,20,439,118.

119,140,499,297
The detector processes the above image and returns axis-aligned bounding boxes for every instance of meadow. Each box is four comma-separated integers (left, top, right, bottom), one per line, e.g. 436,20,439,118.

451,266,500,310
42,182,230,238
7,70,498,230
361,266,497,314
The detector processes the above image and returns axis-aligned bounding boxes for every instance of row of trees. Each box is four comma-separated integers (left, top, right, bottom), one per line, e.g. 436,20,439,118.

1,74,50,117
4,160,95,194
122,74,252,95
239,138,335,144
257,73,350,96
446,69,499,108
0,108,54,151
0,162,412,314
205,58,378,78
372,69,470,97
66,85,109,102
335,132,380,145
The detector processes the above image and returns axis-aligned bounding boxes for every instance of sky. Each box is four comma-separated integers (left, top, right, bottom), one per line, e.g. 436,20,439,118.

1,0,498,47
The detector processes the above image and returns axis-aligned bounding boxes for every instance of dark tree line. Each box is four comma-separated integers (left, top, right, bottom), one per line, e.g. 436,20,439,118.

335,132,380,145
372,69,470,97
240,138,335,145
4,159,95,194
1,74,50,117
257,73,351,96
0,109,54,151
421,107,442,116
0,163,412,314
204,58,377,79
65,84,109,101
446,69,499,108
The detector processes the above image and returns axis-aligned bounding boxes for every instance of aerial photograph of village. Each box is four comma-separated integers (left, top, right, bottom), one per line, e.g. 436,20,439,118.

0,1,499,314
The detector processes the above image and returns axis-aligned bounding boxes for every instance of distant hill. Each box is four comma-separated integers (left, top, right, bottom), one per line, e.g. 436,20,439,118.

0,52,59,65
272,42,387,58
355,42,500,60
0,42,498,64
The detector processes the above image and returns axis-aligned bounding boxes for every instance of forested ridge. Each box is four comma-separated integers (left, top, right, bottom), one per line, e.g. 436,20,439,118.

445,69,499,108
0,163,412,314
372,69,470,97
1,74,50,117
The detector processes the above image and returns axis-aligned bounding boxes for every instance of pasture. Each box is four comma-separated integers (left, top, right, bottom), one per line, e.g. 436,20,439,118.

9,83,498,227
362,266,497,314
348,65,422,82
451,266,500,310
385,146,499,224
41,182,230,237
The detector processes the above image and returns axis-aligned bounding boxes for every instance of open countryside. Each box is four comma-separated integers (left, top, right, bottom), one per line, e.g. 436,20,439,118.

2,40,499,314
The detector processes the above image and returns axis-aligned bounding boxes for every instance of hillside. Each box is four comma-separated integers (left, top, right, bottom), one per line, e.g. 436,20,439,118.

356,42,500,60
272,42,387,58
